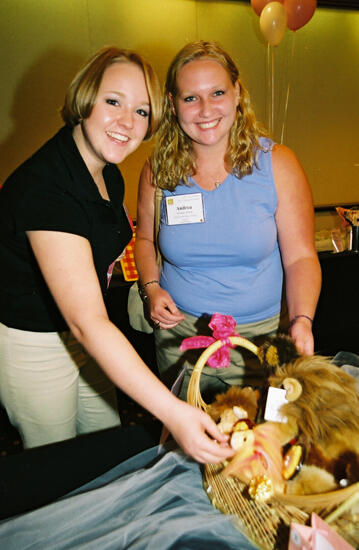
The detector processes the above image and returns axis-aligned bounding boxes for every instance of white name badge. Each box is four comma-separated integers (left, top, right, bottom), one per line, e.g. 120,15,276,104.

264,386,288,423
165,193,205,225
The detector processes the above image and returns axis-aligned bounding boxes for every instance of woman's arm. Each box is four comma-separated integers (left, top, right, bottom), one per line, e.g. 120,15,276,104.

135,161,185,329
27,230,233,463
272,145,321,355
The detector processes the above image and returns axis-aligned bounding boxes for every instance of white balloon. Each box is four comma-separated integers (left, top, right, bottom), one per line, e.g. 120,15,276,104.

260,1,287,46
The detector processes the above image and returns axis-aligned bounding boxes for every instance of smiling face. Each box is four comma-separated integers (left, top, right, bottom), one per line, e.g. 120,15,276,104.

172,58,240,155
73,61,150,176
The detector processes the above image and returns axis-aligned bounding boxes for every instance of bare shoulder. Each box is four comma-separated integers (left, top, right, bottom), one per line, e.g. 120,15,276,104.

137,158,156,210
271,143,310,196
136,158,156,234
139,157,154,189
272,143,305,174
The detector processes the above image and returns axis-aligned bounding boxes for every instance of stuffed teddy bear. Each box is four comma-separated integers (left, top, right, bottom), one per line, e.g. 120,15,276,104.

207,386,260,456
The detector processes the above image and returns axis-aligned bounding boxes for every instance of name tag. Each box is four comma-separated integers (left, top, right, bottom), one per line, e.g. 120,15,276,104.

165,193,205,225
264,386,288,422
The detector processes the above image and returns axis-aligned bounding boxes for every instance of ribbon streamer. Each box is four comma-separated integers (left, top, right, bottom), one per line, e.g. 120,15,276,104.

180,313,239,368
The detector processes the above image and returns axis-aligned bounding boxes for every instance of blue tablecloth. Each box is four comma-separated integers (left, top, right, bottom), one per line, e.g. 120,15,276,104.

0,446,258,549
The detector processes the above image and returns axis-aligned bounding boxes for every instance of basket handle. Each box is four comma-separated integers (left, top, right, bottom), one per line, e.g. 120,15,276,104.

187,336,259,411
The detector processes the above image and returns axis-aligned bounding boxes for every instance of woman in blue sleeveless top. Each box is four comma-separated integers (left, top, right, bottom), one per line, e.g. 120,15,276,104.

135,41,321,400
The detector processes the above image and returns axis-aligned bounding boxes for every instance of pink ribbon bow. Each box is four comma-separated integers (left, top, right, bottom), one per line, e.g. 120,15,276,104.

180,313,239,368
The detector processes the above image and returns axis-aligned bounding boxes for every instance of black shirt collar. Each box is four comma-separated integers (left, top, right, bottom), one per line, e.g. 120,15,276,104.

55,126,124,206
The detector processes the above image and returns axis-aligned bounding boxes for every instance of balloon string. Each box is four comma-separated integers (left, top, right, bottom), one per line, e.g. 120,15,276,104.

267,43,271,135
271,46,274,137
280,32,296,144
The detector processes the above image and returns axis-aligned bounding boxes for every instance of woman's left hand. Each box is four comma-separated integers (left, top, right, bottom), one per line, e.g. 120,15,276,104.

290,318,314,355
273,144,321,357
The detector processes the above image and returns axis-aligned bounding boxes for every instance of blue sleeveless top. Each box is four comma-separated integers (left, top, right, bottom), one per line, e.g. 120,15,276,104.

158,139,283,324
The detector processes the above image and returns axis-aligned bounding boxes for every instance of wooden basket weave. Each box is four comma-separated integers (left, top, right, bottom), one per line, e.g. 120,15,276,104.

187,336,359,550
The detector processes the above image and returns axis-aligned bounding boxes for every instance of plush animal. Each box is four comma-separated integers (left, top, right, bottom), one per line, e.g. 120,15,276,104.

207,386,259,426
212,334,359,499
261,335,359,491
208,385,286,496
207,386,260,453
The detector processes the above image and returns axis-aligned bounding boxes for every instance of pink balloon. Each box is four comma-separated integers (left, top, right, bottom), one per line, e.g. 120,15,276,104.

251,0,284,17
283,0,317,31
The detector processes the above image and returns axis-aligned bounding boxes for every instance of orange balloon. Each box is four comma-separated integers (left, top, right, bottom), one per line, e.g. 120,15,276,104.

251,0,283,17
283,0,317,31
260,2,287,46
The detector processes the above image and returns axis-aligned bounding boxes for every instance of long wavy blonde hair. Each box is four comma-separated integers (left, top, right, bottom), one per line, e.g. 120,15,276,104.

152,41,267,190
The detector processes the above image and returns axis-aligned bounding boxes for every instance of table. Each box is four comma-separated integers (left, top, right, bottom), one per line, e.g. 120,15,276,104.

313,251,359,355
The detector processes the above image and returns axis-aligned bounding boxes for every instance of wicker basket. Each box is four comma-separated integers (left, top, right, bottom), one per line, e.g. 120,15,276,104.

187,336,359,550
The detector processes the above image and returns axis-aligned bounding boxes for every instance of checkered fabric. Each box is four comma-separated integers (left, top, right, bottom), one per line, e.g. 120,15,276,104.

120,231,139,282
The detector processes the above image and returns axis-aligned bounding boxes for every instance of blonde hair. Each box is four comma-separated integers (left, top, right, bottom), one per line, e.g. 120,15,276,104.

152,41,266,190
61,46,161,140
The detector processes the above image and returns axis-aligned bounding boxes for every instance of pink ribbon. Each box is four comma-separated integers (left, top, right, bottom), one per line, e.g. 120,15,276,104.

179,313,239,368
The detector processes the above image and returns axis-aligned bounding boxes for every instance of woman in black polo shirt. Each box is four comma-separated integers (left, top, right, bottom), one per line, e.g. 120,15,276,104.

0,46,234,465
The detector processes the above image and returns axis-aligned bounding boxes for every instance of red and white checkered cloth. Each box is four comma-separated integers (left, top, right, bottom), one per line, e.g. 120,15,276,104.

120,230,139,282
119,210,139,282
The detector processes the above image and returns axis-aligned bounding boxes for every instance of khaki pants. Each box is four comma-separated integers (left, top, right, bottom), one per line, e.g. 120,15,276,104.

0,323,120,449
155,311,280,402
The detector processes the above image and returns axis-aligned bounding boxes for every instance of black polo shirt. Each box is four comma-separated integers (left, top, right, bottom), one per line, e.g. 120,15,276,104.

0,126,132,331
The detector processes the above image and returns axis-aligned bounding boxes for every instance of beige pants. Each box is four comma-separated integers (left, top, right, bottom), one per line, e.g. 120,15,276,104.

0,323,120,449
155,311,280,402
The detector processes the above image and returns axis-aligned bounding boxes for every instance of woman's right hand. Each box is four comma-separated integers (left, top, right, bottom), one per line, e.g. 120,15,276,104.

146,284,185,329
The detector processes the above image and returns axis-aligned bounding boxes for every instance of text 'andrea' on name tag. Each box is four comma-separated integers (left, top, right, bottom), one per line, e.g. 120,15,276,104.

165,193,205,225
